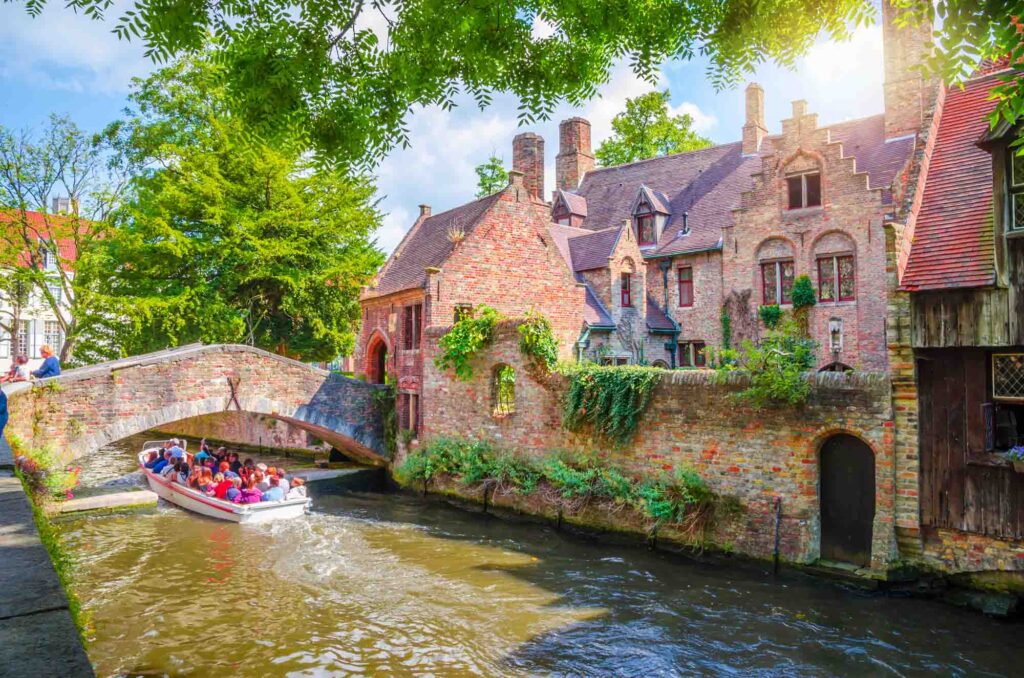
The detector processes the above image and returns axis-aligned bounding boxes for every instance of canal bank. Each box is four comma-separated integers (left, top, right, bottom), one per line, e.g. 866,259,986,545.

61,432,1023,675
0,437,93,677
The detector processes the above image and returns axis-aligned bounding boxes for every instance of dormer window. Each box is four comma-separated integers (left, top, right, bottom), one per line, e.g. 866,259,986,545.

787,172,821,210
634,202,656,246
1010,147,1024,231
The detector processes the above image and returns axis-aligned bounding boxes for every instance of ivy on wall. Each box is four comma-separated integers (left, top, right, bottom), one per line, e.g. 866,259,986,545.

434,305,502,380
560,365,662,444
517,310,559,371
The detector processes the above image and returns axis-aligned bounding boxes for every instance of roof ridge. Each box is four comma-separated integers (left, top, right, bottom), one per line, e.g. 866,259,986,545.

583,141,742,176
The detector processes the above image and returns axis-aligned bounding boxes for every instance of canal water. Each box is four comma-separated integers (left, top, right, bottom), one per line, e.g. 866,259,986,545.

62,434,1019,677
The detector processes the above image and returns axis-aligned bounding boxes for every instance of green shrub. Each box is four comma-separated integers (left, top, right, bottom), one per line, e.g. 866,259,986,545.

560,364,662,444
758,304,783,329
791,275,817,309
435,305,502,380
517,310,559,371
715,317,817,409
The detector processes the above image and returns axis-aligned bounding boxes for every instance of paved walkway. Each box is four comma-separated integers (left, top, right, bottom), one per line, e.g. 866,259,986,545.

0,437,94,677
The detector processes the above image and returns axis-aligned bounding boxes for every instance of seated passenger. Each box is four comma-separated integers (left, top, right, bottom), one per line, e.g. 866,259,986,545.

163,460,181,480
286,477,306,500
261,477,285,502
276,467,290,492
255,470,270,493
226,477,243,503
212,473,232,499
151,451,172,474
237,478,263,504
228,452,241,474
175,462,191,485
143,451,160,468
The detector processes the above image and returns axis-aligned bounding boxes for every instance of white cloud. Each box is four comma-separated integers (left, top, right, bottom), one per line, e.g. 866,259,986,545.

0,1,151,94
669,101,717,134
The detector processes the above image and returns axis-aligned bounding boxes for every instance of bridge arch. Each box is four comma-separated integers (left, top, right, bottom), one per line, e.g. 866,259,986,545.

2,344,391,465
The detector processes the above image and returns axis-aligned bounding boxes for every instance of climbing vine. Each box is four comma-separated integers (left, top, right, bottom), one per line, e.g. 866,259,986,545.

517,310,559,371
720,307,732,350
371,386,398,455
434,305,502,380
560,364,662,444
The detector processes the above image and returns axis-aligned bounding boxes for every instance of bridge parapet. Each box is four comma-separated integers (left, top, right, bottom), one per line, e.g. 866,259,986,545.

2,344,390,465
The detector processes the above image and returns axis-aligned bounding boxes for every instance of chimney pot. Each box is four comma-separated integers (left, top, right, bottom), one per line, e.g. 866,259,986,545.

508,170,525,187
792,99,808,118
418,204,431,218
556,117,595,189
512,132,545,199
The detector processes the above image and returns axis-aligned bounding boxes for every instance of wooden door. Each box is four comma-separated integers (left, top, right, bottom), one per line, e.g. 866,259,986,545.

820,434,875,567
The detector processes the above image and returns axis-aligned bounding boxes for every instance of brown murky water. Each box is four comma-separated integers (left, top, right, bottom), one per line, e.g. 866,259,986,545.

62,435,1020,677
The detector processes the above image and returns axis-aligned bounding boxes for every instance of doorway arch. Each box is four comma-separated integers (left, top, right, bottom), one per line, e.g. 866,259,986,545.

819,433,875,567
366,334,389,384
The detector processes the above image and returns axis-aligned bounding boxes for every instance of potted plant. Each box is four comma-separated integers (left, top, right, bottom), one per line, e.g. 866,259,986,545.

1007,445,1024,473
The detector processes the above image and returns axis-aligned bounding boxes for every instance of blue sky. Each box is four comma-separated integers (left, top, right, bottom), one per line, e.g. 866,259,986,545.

1,4,886,254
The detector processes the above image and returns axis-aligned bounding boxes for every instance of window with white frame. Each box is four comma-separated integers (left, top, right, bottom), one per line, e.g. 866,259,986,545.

40,248,57,270
17,320,31,358
44,320,63,354
0,331,8,358
46,281,62,305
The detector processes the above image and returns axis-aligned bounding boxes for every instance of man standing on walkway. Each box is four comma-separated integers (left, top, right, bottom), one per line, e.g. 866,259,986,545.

0,387,7,441
31,345,61,380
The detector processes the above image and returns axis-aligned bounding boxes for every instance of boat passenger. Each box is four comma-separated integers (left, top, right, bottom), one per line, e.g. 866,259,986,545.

286,477,306,500
163,460,182,480
143,451,160,469
196,469,215,495
194,446,210,464
212,473,231,499
228,452,241,474
237,478,263,504
175,462,191,485
261,477,285,502
276,467,290,491
169,443,186,461
225,477,243,502
151,451,172,474
255,470,270,492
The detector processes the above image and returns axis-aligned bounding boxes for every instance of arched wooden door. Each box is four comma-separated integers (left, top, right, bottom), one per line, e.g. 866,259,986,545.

366,337,388,384
819,434,875,567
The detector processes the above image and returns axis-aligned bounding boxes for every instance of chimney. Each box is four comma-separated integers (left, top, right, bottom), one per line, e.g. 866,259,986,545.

418,204,431,218
882,0,932,139
556,117,595,190
52,196,70,214
742,82,768,155
512,132,544,200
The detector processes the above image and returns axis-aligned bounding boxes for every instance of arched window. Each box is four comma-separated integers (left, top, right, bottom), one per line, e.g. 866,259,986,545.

620,258,636,308
492,364,516,416
756,238,795,305
812,231,856,303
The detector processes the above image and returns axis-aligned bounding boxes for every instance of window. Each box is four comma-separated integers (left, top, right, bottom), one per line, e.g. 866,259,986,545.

635,203,656,246
0,332,8,359
993,353,1024,401
677,267,694,307
400,393,420,434
44,321,62,354
40,248,57,270
46,282,62,305
620,273,633,307
678,341,707,368
454,304,473,323
1010,146,1024,231
555,216,571,226
17,320,31,358
817,255,855,302
761,260,795,304
786,172,821,209
492,364,516,416
402,304,422,350
600,357,629,366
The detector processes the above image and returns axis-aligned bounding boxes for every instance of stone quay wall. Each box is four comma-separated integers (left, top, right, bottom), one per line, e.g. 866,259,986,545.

420,327,897,569
3,344,388,464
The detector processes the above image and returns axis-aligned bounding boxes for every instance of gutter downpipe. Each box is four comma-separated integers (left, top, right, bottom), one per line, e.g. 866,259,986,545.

658,258,680,369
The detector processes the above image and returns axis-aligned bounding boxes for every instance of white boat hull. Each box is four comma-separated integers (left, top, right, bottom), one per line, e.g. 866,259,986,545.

138,451,309,523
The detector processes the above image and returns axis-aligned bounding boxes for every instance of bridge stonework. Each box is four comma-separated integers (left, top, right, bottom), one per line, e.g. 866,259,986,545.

3,344,389,465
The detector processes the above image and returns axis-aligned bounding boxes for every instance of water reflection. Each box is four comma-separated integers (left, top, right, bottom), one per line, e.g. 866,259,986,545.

62,437,1019,677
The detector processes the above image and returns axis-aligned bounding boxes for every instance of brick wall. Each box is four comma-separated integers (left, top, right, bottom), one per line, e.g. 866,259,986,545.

3,344,388,464
153,411,320,453
422,326,898,569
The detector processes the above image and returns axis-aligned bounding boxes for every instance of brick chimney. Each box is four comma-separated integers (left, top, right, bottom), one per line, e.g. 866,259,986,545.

741,82,767,155
556,117,595,190
512,132,544,200
882,0,932,139
418,204,431,218
51,196,75,214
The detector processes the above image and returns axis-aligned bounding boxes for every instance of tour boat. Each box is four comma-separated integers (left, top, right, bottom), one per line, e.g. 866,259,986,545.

138,441,310,523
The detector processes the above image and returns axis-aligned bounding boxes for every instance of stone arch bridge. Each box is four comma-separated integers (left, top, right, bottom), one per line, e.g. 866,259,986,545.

3,344,390,465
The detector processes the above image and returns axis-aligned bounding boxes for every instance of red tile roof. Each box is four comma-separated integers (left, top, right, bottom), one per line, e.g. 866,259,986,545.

0,209,81,269
367,193,501,298
900,73,1006,291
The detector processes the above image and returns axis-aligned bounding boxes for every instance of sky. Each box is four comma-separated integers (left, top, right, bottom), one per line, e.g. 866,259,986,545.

0,3,886,255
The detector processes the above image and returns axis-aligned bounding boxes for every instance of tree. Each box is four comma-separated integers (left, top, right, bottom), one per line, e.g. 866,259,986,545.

474,154,508,197
13,0,881,166
86,57,384,362
0,115,115,363
595,90,712,166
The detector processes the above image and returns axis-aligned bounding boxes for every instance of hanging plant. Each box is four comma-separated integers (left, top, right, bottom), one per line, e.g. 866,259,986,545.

434,305,502,380
560,364,662,444
517,310,559,371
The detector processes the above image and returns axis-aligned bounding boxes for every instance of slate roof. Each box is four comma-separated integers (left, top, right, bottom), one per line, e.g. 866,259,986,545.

574,114,915,259
566,226,622,271
584,286,615,328
645,298,676,331
900,72,1005,291
368,193,501,297
555,190,588,216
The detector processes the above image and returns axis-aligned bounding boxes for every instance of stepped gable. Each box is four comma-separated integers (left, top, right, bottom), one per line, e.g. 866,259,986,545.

367,193,501,298
574,113,913,259
900,71,1006,291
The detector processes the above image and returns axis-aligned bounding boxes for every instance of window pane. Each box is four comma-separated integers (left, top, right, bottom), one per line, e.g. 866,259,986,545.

805,173,822,207
678,267,693,306
637,215,655,244
621,273,632,306
818,257,835,301
694,342,707,367
1013,150,1024,187
1014,193,1024,231
761,263,777,304
780,261,795,304
678,342,692,367
787,176,803,209
838,256,855,300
